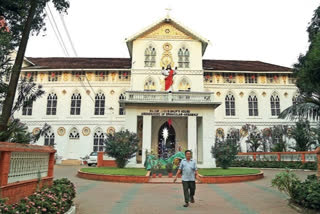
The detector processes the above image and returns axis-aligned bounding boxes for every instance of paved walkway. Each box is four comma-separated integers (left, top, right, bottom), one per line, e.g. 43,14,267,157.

54,166,316,214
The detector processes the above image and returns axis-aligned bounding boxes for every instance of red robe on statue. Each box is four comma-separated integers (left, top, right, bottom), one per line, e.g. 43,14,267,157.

165,69,174,91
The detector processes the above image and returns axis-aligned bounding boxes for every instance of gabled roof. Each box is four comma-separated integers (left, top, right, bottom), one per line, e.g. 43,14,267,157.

24,57,291,72
25,57,131,69
203,59,292,72
125,16,210,57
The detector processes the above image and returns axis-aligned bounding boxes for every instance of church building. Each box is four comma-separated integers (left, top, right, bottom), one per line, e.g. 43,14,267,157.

16,16,296,167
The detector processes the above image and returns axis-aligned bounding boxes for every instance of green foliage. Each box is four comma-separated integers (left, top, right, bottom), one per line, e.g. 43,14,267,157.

165,162,173,173
271,169,300,198
290,119,315,151
279,5,320,121
104,129,139,168
242,124,263,152
231,160,317,170
272,169,320,211
0,178,76,213
211,138,239,169
0,0,70,133
291,175,320,210
0,119,50,144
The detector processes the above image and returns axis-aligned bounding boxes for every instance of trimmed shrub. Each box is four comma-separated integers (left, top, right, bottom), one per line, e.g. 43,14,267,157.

230,160,317,170
104,129,139,168
211,139,239,169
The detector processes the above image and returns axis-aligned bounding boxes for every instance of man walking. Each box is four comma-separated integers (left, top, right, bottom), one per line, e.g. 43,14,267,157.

173,150,201,207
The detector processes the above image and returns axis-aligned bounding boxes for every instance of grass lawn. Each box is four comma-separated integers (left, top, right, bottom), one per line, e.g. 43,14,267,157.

80,167,148,176
198,168,260,176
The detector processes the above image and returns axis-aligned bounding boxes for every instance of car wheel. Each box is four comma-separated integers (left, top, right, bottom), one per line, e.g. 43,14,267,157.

88,164,92,167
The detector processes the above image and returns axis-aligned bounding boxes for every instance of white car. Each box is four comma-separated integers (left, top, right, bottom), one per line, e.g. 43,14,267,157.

87,152,98,166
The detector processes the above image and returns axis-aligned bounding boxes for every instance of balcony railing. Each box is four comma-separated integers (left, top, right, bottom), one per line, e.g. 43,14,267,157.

121,91,218,105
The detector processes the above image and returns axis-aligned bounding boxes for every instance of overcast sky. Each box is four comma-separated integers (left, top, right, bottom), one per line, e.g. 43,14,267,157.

25,0,320,68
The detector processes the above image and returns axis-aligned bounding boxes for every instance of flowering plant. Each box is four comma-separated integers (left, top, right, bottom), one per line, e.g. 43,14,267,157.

0,178,76,214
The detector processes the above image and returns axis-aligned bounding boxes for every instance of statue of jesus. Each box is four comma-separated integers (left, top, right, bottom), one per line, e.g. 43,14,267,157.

162,65,177,92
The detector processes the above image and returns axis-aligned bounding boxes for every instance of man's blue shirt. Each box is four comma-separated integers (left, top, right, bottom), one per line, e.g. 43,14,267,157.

179,159,197,181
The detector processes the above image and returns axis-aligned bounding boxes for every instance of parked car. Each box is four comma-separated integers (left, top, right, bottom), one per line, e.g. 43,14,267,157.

87,152,98,166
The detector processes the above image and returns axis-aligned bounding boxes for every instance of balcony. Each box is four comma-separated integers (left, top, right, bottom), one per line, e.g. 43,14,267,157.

120,91,220,106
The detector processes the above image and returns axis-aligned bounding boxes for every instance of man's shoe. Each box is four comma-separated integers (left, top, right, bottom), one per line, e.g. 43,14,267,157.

190,197,195,203
183,203,189,207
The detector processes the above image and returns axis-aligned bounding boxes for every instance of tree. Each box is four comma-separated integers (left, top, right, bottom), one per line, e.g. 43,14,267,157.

104,130,139,168
242,124,263,152
279,4,320,121
0,0,70,133
269,126,289,152
0,119,50,144
290,119,315,151
211,137,239,169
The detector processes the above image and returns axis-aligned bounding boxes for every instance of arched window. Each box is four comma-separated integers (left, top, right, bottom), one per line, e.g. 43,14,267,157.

270,94,280,116
119,93,126,115
225,94,235,116
292,95,298,105
44,131,55,146
69,128,80,140
93,129,105,152
22,100,33,116
70,93,81,115
248,94,258,116
144,78,156,91
178,48,190,68
178,78,191,91
46,93,57,115
94,92,105,115
144,46,156,67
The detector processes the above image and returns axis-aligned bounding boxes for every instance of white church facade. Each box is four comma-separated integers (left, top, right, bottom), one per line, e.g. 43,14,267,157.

16,16,297,167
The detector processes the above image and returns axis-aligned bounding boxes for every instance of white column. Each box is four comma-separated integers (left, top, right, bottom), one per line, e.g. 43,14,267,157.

142,115,152,165
125,108,138,166
188,116,197,161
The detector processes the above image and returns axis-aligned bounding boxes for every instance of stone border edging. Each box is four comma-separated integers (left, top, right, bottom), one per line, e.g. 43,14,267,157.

199,171,264,183
65,205,76,214
78,170,263,184
77,170,150,183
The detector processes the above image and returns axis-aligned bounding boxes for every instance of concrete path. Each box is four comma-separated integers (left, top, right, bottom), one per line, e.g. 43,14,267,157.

54,166,316,214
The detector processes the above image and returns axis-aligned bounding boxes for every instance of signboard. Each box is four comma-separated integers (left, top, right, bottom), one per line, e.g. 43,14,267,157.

141,109,198,116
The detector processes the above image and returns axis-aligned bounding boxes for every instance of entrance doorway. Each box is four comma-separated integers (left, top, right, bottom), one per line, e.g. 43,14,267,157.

158,121,176,159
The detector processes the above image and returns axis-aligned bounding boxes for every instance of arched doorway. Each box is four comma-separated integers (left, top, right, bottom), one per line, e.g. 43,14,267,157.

158,121,176,159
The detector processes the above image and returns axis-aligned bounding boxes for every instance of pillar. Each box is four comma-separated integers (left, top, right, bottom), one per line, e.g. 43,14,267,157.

316,147,320,179
142,115,152,165
188,116,197,161
47,152,55,177
0,151,11,186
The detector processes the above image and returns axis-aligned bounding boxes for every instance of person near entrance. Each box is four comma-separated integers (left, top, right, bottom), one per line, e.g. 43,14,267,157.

173,150,201,207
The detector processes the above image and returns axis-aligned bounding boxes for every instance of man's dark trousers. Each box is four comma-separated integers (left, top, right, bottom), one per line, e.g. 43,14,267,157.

182,181,196,203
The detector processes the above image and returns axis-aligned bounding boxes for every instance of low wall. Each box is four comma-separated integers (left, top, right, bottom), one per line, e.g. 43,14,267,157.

200,172,264,184
0,177,53,204
236,150,318,163
0,142,56,204
77,170,150,183
97,151,117,167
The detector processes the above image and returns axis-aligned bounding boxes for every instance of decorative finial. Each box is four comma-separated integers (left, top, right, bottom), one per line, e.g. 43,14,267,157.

165,7,172,18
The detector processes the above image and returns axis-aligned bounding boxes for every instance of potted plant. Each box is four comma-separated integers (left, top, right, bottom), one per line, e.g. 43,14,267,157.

157,161,162,178
80,155,89,165
151,164,156,178
166,162,173,178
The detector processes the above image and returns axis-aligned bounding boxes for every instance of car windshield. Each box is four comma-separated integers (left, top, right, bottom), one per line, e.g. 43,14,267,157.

90,152,98,156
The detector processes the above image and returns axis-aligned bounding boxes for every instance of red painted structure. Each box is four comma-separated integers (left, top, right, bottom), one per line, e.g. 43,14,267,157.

0,142,56,204
97,151,117,167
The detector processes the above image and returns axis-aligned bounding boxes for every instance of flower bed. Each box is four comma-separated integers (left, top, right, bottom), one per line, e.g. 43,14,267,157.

0,178,76,213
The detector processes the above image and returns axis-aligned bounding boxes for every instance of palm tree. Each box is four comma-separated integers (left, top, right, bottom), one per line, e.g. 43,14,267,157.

279,92,320,121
